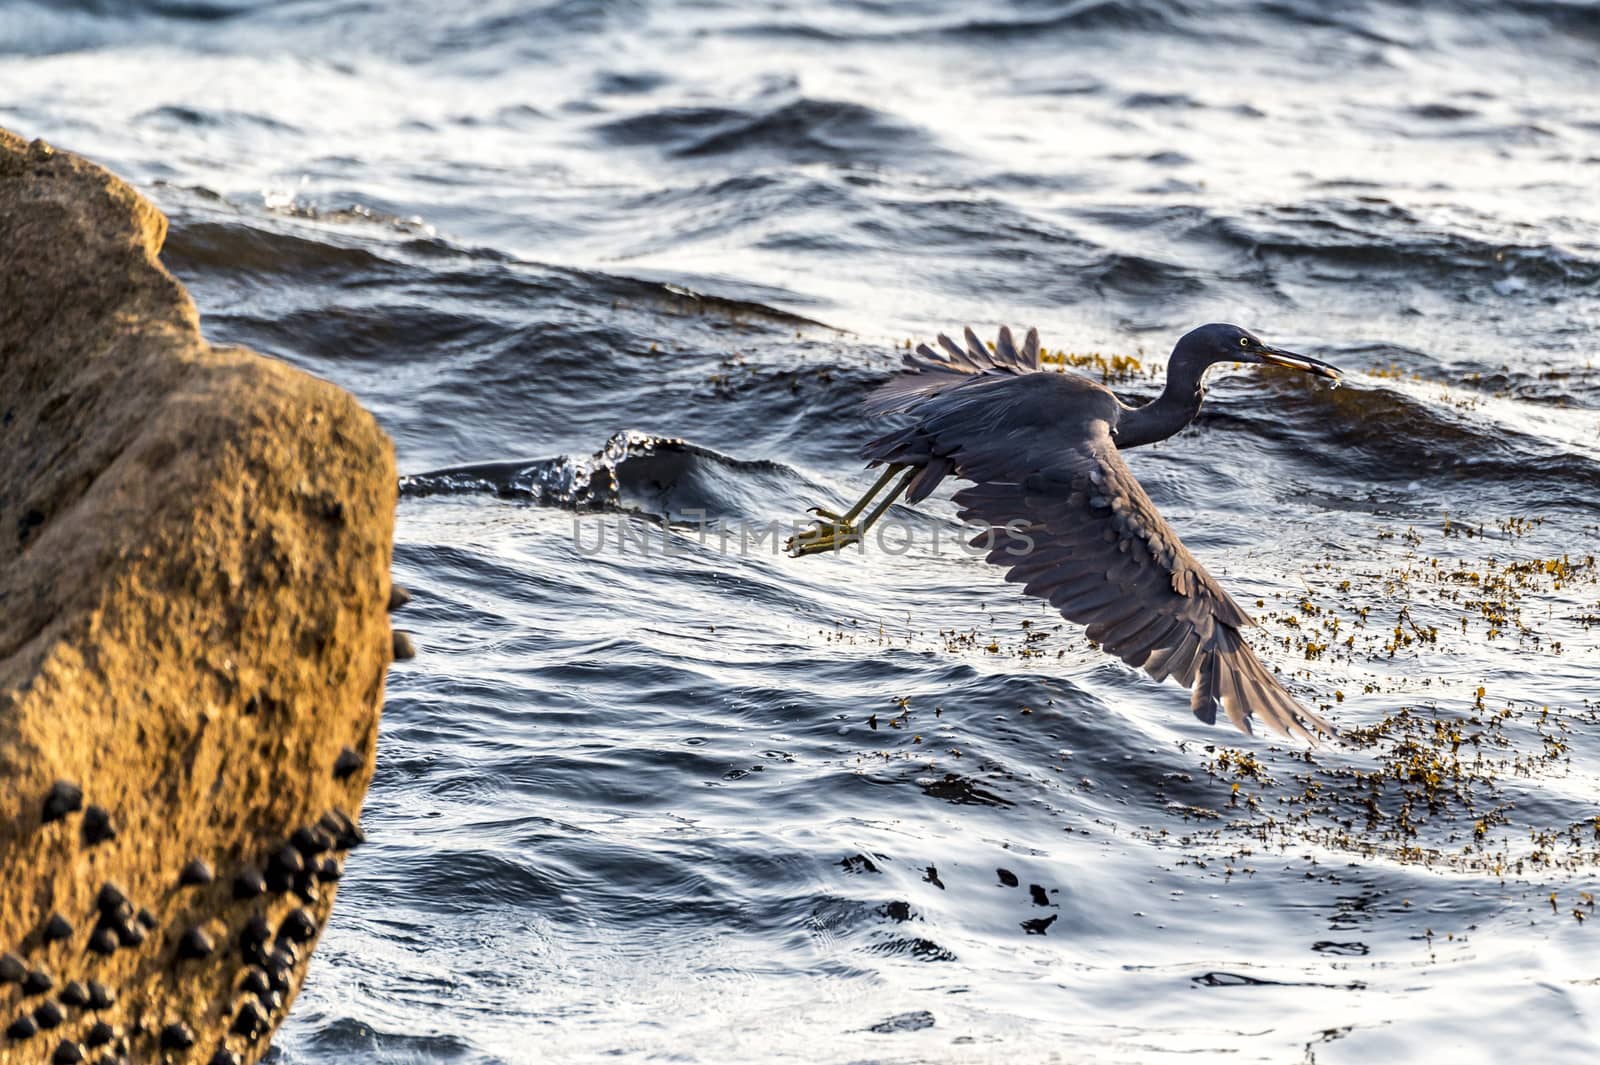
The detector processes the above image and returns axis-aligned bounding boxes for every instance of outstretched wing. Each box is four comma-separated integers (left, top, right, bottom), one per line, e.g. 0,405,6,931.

862,345,1333,743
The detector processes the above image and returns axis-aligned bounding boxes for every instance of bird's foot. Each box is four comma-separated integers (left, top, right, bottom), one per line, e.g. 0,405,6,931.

786,512,862,557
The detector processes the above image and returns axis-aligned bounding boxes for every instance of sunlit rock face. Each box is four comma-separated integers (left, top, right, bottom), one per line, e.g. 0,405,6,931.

0,127,398,1065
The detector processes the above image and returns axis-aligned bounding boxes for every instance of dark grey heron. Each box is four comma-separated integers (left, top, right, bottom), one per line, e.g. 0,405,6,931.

787,323,1342,744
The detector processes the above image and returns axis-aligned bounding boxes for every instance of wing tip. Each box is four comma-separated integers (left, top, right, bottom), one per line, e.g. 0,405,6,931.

1187,634,1337,746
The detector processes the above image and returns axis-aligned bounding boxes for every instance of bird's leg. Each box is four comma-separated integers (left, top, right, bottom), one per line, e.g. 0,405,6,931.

852,467,914,537
788,464,908,556
816,464,901,524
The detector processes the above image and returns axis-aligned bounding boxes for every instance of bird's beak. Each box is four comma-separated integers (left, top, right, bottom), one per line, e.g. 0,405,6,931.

1254,345,1342,382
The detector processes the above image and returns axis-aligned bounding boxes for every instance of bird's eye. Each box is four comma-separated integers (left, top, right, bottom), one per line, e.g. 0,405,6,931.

1239,337,1251,348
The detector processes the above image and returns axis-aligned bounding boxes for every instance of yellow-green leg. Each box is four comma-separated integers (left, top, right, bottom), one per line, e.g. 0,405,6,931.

787,465,913,557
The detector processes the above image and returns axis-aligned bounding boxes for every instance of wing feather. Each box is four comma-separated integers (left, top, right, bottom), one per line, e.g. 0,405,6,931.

994,325,1022,368
866,323,1044,419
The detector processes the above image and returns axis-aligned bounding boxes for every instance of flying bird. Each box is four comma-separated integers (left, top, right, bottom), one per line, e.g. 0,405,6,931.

787,323,1343,743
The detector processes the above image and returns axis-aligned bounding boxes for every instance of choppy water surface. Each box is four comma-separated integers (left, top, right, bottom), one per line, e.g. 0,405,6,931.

5,1,1600,1061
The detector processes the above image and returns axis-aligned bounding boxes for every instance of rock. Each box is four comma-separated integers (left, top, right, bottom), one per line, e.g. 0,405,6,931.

94,883,131,921
278,909,317,945
175,926,215,961
319,808,365,850
0,951,25,982
232,869,266,900
291,869,321,905
159,1022,195,1051
264,845,306,893
80,805,117,845
238,915,271,967
178,858,214,886
231,1001,268,1041
331,746,365,780
263,951,294,995
42,914,73,942
0,127,396,1064
288,826,332,856
41,782,83,823
86,926,118,956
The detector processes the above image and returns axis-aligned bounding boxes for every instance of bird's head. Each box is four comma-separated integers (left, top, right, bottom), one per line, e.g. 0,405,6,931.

1172,323,1342,385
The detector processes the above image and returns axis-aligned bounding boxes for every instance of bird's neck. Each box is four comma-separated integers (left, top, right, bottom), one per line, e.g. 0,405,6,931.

1113,368,1206,449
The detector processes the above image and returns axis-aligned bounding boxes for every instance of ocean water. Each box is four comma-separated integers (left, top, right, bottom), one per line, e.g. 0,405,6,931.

3,1,1599,1061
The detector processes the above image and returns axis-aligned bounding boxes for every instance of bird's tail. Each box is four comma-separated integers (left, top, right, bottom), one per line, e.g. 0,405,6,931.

864,325,1042,417
1191,627,1337,745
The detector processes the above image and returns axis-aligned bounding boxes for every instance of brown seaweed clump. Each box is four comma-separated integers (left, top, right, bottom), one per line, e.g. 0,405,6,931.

1157,517,1600,884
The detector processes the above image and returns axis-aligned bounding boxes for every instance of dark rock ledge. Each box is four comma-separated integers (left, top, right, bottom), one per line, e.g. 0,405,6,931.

0,128,399,1064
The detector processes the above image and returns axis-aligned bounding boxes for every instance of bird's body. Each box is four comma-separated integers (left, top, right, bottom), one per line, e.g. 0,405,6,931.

790,323,1343,744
